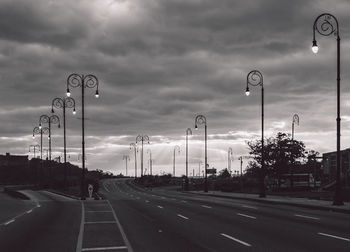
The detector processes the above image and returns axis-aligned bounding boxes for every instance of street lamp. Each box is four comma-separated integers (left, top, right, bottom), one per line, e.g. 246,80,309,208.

29,144,40,159
198,160,202,177
245,70,265,198
228,147,233,174
173,145,180,177
67,73,99,200
136,135,150,177
195,115,208,192
39,114,60,161
238,156,243,176
52,97,76,190
312,13,343,205
147,149,153,175
123,155,130,176
130,143,138,178
33,126,49,160
185,128,192,190
292,114,299,140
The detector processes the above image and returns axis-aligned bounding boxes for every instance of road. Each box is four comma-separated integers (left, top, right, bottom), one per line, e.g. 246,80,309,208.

1,180,349,251
101,178,350,252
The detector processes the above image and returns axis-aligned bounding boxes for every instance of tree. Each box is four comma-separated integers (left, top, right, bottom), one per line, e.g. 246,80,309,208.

247,132,307,188
218,168,231,178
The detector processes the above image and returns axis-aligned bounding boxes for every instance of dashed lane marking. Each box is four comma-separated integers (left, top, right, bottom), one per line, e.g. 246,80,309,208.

181,200,187,203
145,200,150,203
177,214,189,220
237,213,256,219
201,205,212,209
241,205,257,210
318,232,350,242
82,246,128,251
4,219,15,225
26,209,33,214
294,214,320,220
157,206,164,209
220,233,252,247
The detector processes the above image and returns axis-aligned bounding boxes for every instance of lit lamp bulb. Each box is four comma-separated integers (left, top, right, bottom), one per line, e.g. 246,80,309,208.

66,88,71,97
32,135,35,139
195,125,198,130
312,40,318,54
95,90,99,98
73,108,76,115
39,123,42,130
245,87,250,96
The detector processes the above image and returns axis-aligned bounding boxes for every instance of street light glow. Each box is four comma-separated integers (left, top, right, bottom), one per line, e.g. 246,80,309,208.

95,90,99,98
312,40,319,54
245,87,250,96
39,123,42,129
73,109,76,115
66,88,71,97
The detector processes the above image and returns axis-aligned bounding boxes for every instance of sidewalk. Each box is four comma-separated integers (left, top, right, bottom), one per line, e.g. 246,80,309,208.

186,190,350,214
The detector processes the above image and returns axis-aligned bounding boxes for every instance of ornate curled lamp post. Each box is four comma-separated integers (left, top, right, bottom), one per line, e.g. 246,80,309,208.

33,126,49,160
312,13,343,205
173,145,180,177
66,73,99,200
130,143,138,178
185,128,192,190
195,115,208,192
228,147,233,174
147,149,152,175
245,70,265,198
136,135,150,177
39,114,60,161
29,144,40,159
123,155,130,176
52,97,76,190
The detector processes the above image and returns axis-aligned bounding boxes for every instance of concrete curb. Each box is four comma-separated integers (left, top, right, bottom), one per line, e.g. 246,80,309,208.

184,191,350,214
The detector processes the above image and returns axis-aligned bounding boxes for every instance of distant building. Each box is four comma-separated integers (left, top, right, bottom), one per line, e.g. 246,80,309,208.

322,149,350,186
0,153,29,167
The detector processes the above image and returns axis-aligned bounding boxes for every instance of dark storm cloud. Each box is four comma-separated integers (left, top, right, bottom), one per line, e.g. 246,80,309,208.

1,0,350,171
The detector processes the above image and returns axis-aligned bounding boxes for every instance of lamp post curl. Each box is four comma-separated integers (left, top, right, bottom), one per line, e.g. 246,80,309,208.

195,114,208,192
136,135,150,177
312,13,343,205
245,70,265,198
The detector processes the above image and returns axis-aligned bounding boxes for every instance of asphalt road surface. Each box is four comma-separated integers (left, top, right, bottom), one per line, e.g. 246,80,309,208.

101,178,350,252
1,180,350,252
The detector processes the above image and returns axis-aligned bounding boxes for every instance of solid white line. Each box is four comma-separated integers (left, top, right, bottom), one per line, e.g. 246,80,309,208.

201,205,212,209
318,232,350,242
157,205,164,209
86,211,112,213
76,201,85,252
237,213,256,219
177,214,189,220
241,205,257,209
294,214,320,220
82,246,128,251
220,233,252,247
107,200,134,252
85,221,116,224
4,219,15,225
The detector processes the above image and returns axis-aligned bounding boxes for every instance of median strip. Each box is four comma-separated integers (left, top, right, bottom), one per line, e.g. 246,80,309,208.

318,232,350,242
220,233,252,247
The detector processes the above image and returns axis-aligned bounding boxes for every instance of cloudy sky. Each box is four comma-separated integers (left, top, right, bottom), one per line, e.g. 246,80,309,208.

1,0,350,176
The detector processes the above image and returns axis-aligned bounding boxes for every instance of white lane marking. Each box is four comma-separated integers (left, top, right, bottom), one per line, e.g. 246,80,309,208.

26,209,33,214
181,200,187,203
241,205,257,209
145,200,150,203
76,201,85,252
107,200,134,252
237,213,257,219
86,211,112,213
294,214,320,220
220,233,252,247
82,246,128,251
201,205,212,209
85,221,116,224
103,183,110,192
318,232,350,242
4,219,15,225
151,195,156,197
157,205,164,209
177,214,189,220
